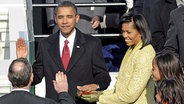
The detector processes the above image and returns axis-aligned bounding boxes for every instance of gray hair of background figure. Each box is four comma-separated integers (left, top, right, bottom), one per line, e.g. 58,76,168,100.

8,58,32,87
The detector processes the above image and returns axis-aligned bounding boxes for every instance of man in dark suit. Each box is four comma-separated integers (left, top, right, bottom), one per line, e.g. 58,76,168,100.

0,58,75,104
164,5,184,65
149,0,177,53
16,1,111,104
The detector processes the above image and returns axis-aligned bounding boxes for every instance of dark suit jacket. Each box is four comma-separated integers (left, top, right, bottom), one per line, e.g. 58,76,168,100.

164,6,184,65
0,91,75,104
149,0,177,52
142,0,156,20
32,29,111,103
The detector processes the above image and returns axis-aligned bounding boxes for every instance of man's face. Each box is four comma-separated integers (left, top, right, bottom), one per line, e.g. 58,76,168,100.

55,7,79,37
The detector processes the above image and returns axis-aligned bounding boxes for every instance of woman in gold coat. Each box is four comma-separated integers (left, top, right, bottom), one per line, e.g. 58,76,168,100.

99,12,155,104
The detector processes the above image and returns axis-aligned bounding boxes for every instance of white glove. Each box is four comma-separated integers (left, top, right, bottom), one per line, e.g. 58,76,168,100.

126,0,134,9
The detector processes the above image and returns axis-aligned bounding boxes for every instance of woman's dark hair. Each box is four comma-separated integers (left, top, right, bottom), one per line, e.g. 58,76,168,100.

156,79,184,104
154,51,184,87
119,12,151,48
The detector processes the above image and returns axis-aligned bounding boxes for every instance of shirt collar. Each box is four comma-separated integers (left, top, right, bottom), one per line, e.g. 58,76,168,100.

59,29,76,44
12,88,30,92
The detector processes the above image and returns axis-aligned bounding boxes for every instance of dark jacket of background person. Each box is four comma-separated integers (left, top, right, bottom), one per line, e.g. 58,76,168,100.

0,91,74,104
133,0,144,14
31,29,111,103
164,6,184,65
142,0,155,20
104,0,127,33
130,0,156,21
149,0,177,53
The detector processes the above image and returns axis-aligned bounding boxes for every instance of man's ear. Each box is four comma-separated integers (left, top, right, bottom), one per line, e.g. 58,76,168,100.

55,16,57,24
76,14,80,23
30,73,34,82
7,74,10,82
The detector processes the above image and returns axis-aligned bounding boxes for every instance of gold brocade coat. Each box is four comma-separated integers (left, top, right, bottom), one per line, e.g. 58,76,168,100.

99,41,156,104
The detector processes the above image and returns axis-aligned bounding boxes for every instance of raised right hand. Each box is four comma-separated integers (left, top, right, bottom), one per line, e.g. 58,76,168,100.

53,71,68,93
16,38,28,58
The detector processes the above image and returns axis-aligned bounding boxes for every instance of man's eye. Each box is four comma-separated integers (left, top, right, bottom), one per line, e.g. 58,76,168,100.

58,16,63,19
67,15,73,18
127,31,131,34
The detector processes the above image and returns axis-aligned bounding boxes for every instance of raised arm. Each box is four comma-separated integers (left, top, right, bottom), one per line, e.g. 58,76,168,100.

16,38,28,58
53,71,68,93
53,71,76,104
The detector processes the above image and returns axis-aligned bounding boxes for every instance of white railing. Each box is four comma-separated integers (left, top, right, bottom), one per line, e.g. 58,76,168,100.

32,3,126,7
0,75,11,97
32,2,125,37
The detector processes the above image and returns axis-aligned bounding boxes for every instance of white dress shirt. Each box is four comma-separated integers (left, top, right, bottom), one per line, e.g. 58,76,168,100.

59,29,76,57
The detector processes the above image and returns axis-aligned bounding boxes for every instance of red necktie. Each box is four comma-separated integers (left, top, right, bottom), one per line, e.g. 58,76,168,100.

62,40,70,70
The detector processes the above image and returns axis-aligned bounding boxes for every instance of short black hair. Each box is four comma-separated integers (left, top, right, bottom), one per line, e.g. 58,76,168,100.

54,1,78,16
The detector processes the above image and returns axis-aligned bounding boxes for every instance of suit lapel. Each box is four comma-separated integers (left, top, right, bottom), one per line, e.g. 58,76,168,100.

48,32,64,70
47,30,86,72
66,29,86,73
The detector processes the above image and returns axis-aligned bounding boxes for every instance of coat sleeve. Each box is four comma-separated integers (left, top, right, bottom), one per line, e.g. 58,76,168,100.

93,0,107,21
58,92,76,104
46,92,76,104
164,10,179,56
92,38,111,90
149,1,165,52
32,40,45,85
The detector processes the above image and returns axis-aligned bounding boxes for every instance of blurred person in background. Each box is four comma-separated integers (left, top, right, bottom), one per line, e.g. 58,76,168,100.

164,2,184,65
149,0,177,53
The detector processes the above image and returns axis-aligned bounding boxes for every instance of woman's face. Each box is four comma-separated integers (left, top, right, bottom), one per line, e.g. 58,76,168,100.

121,22,141,47
152,58,162,81
155,91,162,104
